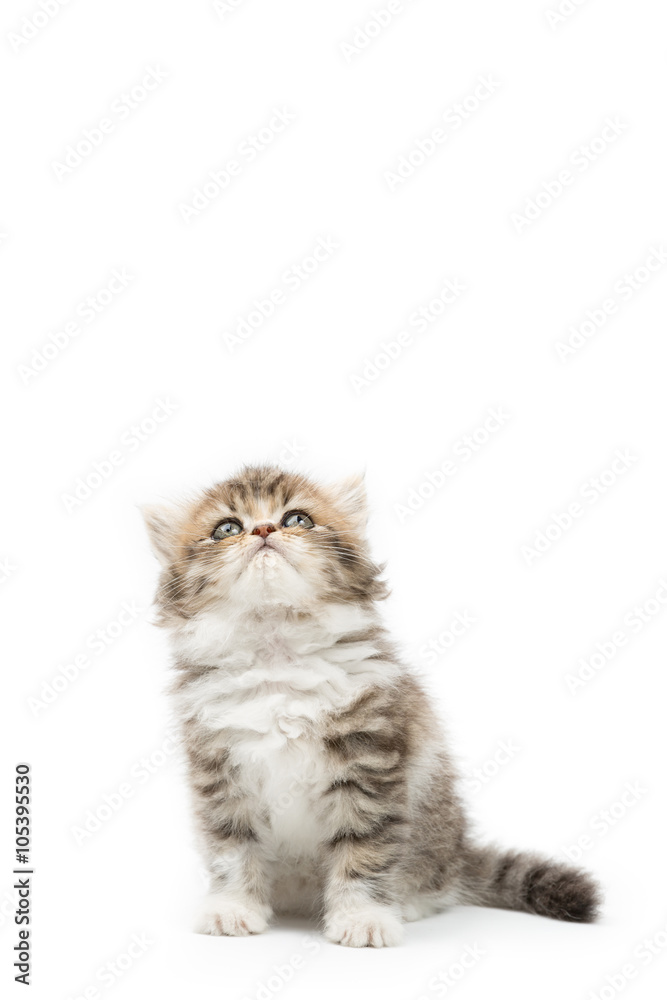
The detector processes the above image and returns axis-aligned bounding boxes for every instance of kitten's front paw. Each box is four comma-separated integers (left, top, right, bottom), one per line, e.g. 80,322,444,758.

196,895,271,937
324,904,404,948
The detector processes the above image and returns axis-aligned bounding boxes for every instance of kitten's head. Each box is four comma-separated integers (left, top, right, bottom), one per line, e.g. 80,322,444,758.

143,465,387,624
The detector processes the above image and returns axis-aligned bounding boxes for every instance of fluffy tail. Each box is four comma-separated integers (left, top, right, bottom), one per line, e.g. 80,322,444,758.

459,845,601,923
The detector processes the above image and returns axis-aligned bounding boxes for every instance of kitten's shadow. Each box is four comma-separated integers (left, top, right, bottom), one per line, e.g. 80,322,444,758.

272,914,315,933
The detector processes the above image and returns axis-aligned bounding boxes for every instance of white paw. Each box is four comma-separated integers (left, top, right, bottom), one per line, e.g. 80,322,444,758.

324,904,404,948
195,895,271,937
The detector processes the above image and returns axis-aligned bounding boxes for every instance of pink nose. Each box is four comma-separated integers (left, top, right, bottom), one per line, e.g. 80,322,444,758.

252,523,276,538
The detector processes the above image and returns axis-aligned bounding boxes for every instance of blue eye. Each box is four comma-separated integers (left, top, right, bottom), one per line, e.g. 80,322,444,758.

282,511,314,529
212,520,243,540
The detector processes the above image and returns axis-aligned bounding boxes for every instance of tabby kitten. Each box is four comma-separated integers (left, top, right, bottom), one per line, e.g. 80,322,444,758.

143,465,600,947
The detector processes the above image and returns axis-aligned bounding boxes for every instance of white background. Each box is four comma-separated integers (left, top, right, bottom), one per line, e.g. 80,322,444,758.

2,1,667,998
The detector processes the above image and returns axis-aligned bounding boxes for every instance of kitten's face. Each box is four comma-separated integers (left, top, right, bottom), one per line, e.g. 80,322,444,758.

144,466,386,622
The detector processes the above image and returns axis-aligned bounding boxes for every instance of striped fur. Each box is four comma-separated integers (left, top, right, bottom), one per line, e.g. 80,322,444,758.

143,465,601,947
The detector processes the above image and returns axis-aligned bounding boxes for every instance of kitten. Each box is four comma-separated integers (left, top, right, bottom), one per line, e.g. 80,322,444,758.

143,464,601,947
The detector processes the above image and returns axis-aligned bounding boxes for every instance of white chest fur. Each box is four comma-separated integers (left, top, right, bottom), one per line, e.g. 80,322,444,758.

172,602,397,856
254,737,328,856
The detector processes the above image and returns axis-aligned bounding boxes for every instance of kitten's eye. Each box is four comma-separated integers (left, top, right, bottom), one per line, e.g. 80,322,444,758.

211,520,243,540
282,511,314,529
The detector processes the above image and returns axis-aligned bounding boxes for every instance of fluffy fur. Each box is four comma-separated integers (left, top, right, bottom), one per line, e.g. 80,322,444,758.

143,465,601,947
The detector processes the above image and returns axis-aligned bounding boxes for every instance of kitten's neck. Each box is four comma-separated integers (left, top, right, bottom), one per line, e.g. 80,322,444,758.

168,597,391,674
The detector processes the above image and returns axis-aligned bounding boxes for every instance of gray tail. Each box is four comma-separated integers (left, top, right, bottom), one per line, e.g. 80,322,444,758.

459,845,602,923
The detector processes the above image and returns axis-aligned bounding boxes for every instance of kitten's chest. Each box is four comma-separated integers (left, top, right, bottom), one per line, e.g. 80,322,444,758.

215,672,332,856
178,617,378,750
253,735,329,856
187,656,340,855
174,609,394,850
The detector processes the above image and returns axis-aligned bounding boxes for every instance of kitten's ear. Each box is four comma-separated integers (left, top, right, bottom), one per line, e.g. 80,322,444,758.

141,504,178,567
333,472,368,528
